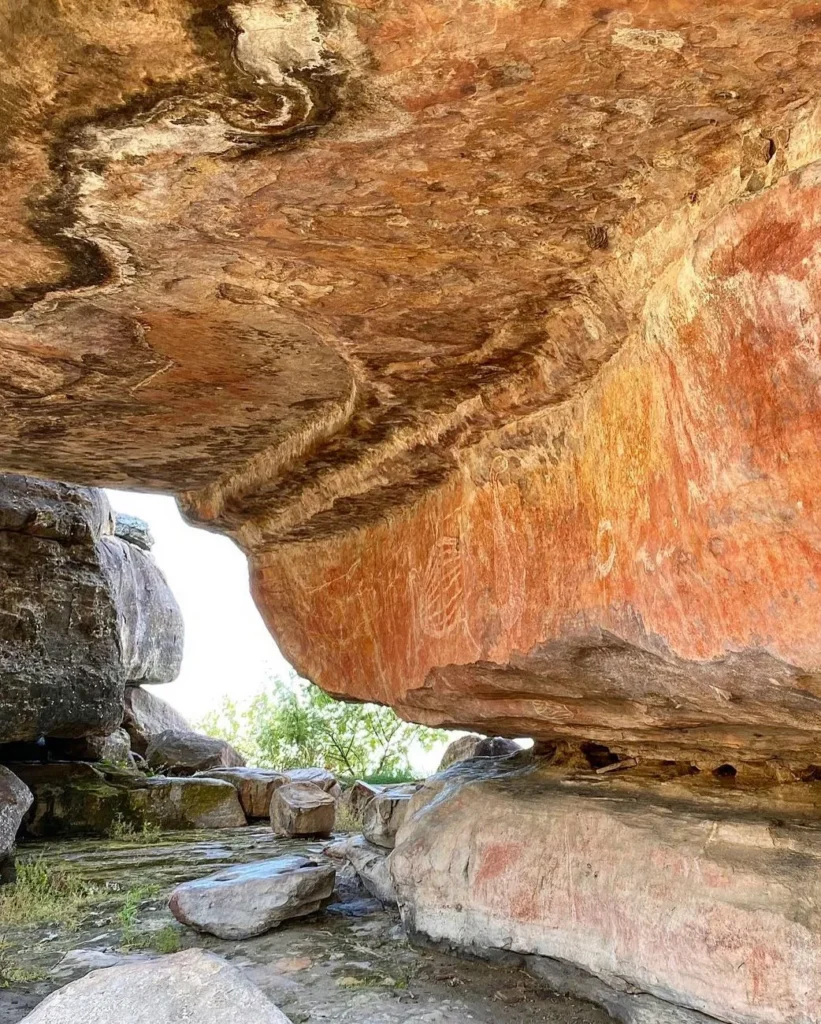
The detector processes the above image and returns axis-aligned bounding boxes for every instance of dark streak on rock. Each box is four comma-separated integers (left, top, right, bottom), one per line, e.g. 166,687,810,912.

0,0,349,320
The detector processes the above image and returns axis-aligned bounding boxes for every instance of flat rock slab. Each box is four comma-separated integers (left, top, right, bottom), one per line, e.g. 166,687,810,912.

169,854,336,939
146,729,245,775
48,729,131,765
196,767,288,819
20,948,292,1023
271,782,335,837
362,785,420,849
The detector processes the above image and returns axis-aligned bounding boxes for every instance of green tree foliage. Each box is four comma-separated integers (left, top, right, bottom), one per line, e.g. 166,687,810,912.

198,673,446,781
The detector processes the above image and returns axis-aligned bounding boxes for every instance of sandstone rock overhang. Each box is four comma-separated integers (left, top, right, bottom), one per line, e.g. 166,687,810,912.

3,0,821,759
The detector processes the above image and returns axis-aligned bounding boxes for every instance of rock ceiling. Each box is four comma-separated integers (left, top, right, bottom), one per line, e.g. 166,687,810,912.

4,0,821,757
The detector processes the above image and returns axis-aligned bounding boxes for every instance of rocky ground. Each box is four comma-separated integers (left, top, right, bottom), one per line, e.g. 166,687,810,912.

0,826,610,1024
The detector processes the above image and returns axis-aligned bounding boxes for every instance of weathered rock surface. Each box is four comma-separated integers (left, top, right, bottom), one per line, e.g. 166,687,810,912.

196,767,288,819
271,783,335,838
362,785,420,849
122,687,191,757
169,855,335,939
343,780,384,822
286,768,342,801
524,955,719,1024
329,835,396,905
438,735,484,772
112,513,154,552
145,730,245,776
48,729,132,765
6,1,821,762
474,737,522,759
0,475,183,744
392,760,821,1024
438,736,520,771
0,766,32,863
12,762,246,836
20,948,293,1024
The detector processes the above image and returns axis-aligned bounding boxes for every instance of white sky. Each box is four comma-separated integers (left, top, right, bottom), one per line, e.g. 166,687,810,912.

106,489,293,723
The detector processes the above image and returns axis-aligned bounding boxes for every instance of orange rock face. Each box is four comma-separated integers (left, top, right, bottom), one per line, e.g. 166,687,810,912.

4,0,821,758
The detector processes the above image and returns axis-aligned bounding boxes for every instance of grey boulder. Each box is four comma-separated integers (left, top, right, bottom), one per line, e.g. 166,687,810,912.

361,785,421,849
474,736,522,758
21,948,292,1023
334,835,396,904
0,765,32,863
270,782,336,837
0,474,183,743
343,780,385,822
146,729,245,775
48,728,132,764
437,733,484,770
437,734,520,771
122,686,192,756
169,855,335,939
195,767,288,819
113,513,154,551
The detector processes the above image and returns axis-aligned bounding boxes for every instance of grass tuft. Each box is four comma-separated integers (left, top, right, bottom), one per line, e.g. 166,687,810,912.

0,859,100,928
121,924,182,955
107,815,163,844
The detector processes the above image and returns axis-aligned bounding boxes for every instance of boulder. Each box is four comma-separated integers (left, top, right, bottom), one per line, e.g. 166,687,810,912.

343,780,384,822
122,687,192,756
113,513,154,551
145,730,245,775
21,948,292,1023
438,734,484,771
285,767,342,801
392,762,821,1024
0,765,32,866
361,784,420,849
473,736,522,759
195,767,288,819
438,735,521,772
11,761,246,836
169,855,335,939
48,729,132,765
270,782,335,837
0,474,183,744
335,835,396,905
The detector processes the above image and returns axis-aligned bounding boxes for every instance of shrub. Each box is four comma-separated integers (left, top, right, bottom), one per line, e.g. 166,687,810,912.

199,672,445,779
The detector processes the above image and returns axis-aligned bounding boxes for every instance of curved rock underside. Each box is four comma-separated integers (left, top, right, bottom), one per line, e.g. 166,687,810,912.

4,0,821,760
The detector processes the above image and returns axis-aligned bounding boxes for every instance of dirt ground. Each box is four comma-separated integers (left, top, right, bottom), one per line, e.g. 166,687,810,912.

0,827,612,1024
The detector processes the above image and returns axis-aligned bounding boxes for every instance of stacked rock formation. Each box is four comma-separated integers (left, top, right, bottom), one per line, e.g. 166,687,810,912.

0,474,257,840
0,474,183,746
